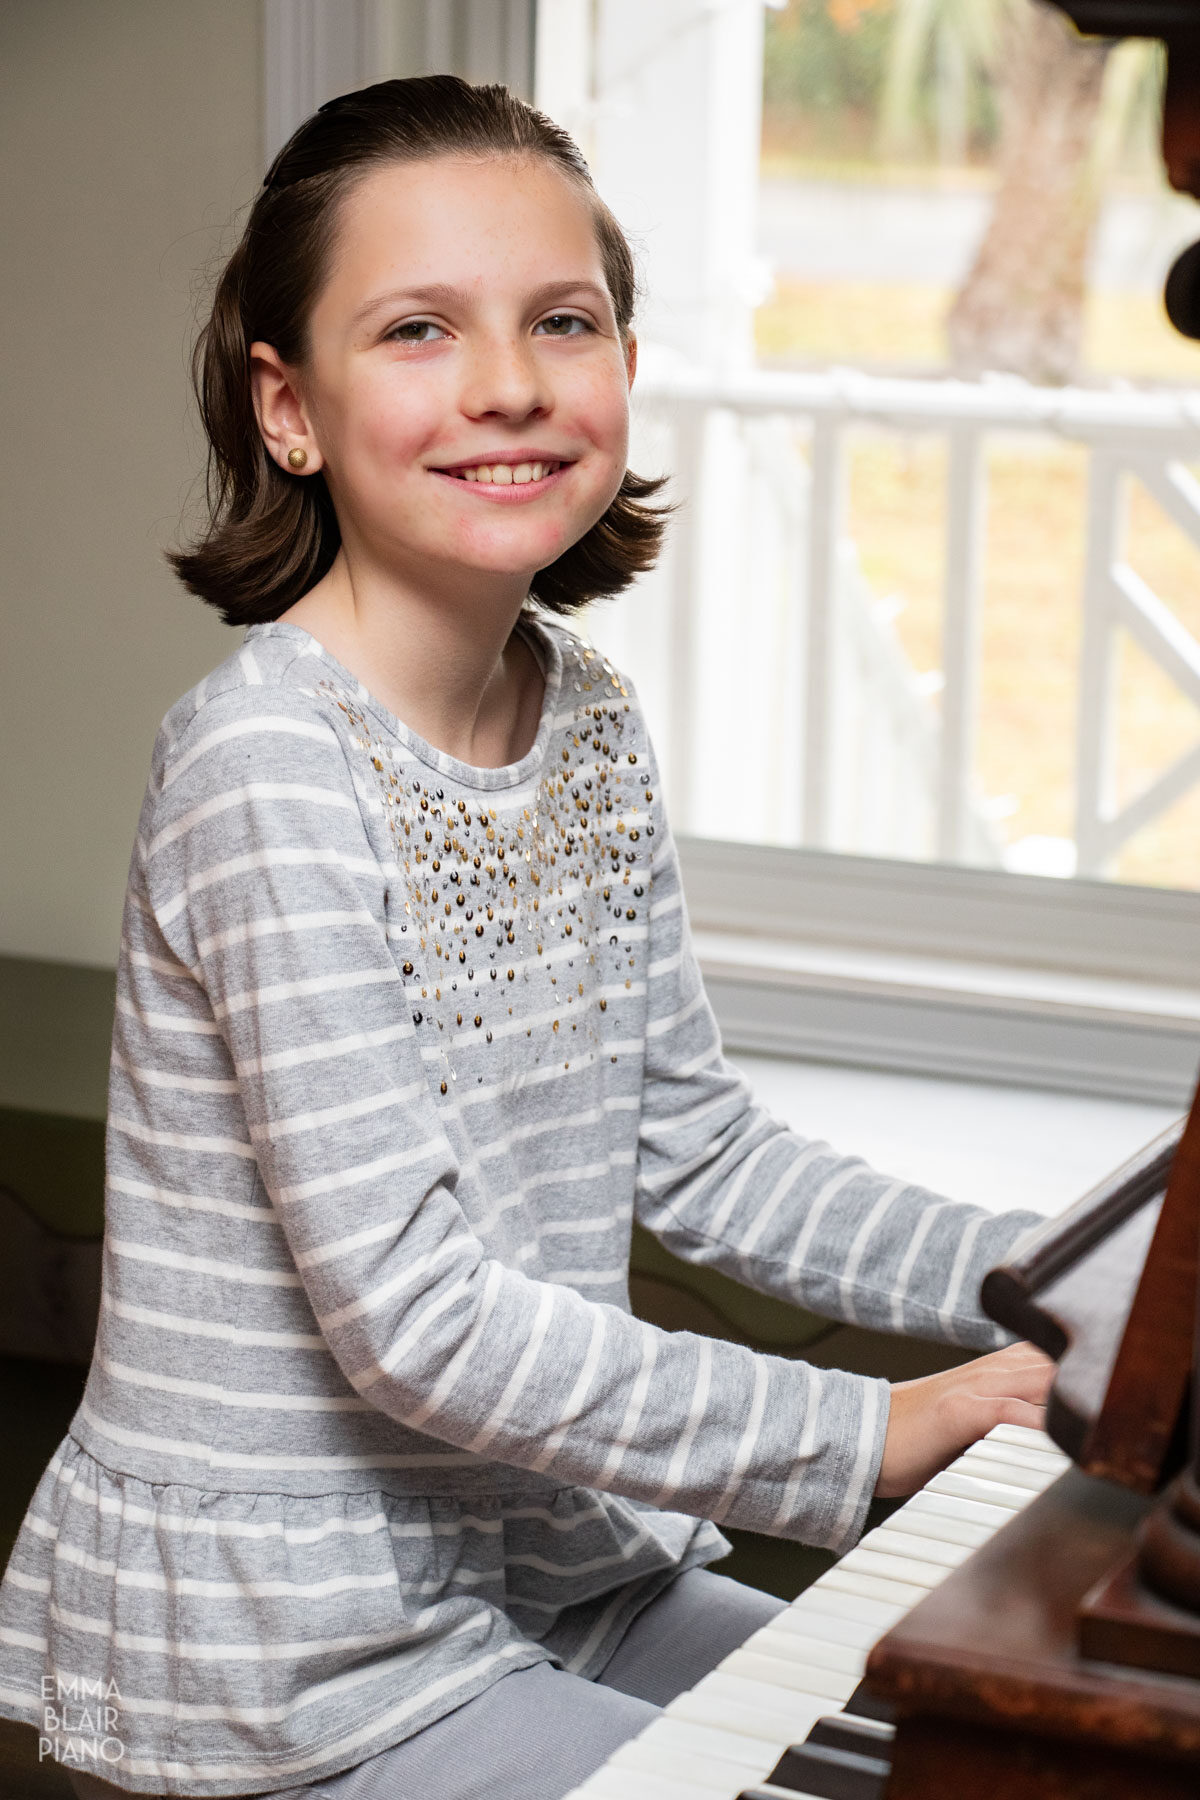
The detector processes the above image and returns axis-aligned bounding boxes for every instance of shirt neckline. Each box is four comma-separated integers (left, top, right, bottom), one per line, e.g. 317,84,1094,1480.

248,612,565,793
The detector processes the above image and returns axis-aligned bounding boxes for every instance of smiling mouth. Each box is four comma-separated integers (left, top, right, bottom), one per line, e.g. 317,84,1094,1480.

435,459,567,486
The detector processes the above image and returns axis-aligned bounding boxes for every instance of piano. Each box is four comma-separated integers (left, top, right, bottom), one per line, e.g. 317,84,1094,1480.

564,6,1200,1794
565,1087,1200,1800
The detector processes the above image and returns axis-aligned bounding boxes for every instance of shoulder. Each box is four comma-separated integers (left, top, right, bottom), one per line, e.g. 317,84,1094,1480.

151,623,366,789
531,613,648,745
144,625,380,859
533,612,631,690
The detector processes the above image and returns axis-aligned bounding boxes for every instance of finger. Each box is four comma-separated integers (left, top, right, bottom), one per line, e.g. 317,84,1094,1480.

949,1387,1048,1441
972,1364,1055,1394
993,1397,1047,1429
981,1343,1054,1370
969,1359,1056,1399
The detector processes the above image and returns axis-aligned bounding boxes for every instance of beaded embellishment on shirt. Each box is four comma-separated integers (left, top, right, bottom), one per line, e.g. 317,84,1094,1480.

316,646,654,1093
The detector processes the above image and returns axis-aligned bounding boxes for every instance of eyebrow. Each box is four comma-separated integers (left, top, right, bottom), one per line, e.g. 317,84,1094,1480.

350,279,612,330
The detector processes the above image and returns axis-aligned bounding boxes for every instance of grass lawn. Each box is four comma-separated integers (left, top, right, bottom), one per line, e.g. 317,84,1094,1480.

756,278,1200,385
753,283,1200,889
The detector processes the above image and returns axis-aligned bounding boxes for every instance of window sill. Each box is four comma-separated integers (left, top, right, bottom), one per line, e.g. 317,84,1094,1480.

678,841,1200,1106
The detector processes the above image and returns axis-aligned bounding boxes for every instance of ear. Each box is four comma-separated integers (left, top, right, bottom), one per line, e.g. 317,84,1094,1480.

624,331,637,391
249,341,325,475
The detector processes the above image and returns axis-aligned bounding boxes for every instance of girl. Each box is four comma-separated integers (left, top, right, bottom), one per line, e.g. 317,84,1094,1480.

0,76,1051,1800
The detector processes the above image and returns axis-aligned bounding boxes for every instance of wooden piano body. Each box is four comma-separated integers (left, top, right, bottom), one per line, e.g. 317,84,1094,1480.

864,1097,1200,1799
569,6,1200,1793
566,1096,1200,1800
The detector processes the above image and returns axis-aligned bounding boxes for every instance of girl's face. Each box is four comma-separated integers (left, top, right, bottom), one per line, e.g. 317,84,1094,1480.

254,154,636,594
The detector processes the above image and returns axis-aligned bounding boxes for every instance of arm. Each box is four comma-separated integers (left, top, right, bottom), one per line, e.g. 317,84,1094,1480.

634,766,1044,1350
145,686,890,1551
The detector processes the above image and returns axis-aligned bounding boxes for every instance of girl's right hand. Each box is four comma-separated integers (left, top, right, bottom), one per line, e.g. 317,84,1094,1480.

874,1340,1056,1499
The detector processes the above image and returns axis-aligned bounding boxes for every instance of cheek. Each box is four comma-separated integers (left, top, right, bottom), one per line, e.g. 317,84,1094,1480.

359,388,435,466
563,364,631,467
324,371,439,476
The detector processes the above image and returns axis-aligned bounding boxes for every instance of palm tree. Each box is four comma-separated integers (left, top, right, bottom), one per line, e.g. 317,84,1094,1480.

878,0,1007,170
948,1,1113,381
880,0,1160,383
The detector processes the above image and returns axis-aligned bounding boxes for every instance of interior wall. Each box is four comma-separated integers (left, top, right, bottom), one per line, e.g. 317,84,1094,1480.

0,1,262,968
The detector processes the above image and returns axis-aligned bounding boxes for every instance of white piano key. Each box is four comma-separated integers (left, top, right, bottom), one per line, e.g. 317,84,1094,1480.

667,1669,831,1747
897,1488,1013,1537
752,1787,828,1800
744,1624,867,1678
956,1447,1060,1491
971,1438,1067,1475
606,1732,769,1795
816,1563,930,1609
784,1586,908,1633
964,1440,1072,1483
987,1422,1061,1454
721,1647,861,1704
572,1427,1067,1799
834,1545,943,1588
863,1525,976,1570
621,1715,783,1779
905,1472,1016,1505
927,1468,1032,1509
962,1434,1062,1469
758,1605,890,1652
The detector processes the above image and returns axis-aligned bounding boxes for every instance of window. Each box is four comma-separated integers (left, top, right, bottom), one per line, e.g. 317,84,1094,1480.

262,0,1200,1101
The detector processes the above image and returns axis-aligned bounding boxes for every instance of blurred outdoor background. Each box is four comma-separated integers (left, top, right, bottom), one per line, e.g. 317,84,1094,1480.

738,0,1200,888
7,0,1200,986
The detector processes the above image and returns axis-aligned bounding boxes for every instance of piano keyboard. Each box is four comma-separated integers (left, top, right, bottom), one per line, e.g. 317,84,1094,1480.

563,1423,1070,1800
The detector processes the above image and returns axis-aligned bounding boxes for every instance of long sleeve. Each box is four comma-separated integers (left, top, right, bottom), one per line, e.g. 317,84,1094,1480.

634,755,1044,1349
4,623,1052,1797
140,682,891,1552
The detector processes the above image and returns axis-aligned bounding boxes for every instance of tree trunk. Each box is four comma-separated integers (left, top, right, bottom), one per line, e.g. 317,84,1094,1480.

947,0,1112,385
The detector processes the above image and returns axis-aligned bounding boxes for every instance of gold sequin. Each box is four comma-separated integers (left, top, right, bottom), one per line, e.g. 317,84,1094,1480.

316,648,648,1078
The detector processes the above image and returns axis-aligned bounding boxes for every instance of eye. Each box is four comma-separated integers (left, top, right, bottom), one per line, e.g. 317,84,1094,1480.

535,313,591,337
387,320,447,344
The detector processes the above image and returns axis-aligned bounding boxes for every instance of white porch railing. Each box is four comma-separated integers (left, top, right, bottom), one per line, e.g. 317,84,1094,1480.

600,358,1200,882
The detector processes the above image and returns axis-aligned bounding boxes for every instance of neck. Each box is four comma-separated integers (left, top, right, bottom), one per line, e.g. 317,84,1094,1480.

277,546,544,768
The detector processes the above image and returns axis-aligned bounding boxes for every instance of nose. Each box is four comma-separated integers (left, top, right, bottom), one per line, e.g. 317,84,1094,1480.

458,327,551,424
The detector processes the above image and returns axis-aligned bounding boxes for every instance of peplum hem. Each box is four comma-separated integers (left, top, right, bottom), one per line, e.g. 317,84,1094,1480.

0,1434,729,1797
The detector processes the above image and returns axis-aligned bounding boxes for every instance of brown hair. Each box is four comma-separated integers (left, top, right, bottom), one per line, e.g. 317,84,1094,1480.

168,75,671,626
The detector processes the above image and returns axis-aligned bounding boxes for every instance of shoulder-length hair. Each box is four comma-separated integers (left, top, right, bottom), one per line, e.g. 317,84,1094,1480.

168,75,671,626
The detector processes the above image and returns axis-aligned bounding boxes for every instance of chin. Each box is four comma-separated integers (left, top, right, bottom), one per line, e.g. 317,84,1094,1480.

458,531,578,578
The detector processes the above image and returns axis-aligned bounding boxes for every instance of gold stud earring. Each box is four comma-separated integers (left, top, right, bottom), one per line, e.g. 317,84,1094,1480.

287,447,308,470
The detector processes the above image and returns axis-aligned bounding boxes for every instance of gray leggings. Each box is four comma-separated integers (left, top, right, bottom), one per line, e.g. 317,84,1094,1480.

68,1567,785,1800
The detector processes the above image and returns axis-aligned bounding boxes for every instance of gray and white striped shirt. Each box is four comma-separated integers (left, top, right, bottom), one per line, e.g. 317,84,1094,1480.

0,615,1037,1796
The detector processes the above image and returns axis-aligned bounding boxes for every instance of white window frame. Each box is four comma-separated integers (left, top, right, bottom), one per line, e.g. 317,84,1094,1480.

679,836,1200,1107
260,0,1200,1107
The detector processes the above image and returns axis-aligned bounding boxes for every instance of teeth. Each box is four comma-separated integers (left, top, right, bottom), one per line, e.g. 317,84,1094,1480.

451,460,558,484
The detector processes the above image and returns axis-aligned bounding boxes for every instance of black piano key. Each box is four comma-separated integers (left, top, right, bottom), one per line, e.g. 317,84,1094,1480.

806,1712,896,1759
764,1740,890,1800
840,1678,896,1724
